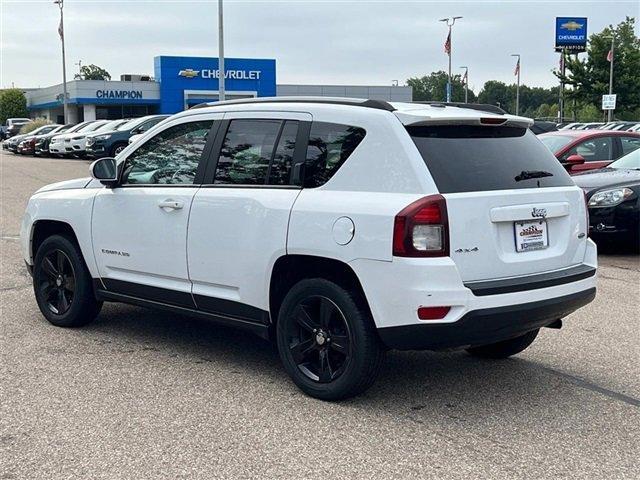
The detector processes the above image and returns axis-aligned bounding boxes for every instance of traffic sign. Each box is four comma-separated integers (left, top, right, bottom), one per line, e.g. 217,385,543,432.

602,94,617,110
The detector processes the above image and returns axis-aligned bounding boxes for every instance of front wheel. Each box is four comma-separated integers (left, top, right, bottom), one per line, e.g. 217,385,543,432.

33,235,102,328
466,329,539,359
276,279,384,401
110,143,127,157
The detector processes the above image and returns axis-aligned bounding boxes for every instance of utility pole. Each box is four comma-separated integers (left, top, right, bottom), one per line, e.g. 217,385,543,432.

460,66,468,103
218,0,225,101
439,16,462,102
54,0,68,123
511,54,520,115
607,35,615,122
559,48,566,122
75,60,82,77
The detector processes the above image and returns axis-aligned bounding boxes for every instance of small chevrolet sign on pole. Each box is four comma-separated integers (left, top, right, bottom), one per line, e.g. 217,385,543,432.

602,94,617,110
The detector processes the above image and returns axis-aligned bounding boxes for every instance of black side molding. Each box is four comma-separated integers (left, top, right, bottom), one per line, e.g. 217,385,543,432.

464,265,596,296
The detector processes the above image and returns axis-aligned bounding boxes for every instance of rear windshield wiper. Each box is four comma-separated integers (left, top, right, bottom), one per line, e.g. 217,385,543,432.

515,170,554,182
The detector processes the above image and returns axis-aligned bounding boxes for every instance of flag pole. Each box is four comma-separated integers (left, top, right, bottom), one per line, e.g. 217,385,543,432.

218,0,225,101
440,16,462,102
607,35,614,122
54,0,68,123
460,66,468,103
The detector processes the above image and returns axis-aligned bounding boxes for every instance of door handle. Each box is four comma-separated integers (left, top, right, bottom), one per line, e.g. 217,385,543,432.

158,199,184,210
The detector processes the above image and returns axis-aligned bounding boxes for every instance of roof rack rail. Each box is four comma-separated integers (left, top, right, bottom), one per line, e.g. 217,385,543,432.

189,96,396,112
413,101,507,115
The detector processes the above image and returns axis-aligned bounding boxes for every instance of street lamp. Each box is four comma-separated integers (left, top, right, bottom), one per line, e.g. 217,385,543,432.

218,0,225,101
511,53,521,115
53,0,68,123
460,66,468,103
439,16,462,102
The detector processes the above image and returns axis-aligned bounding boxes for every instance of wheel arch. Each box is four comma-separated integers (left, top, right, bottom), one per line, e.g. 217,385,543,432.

269,254,374,327
31,220,79,262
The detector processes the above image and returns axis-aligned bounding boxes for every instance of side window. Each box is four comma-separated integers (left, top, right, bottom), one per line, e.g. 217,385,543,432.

121,120,213,185
137,117,163,133
567,137,614,162
269,121,298,185
620,136,640,155
214,120,281,185
304,122,366,188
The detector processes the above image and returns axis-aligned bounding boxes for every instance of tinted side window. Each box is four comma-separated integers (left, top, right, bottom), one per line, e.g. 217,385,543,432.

566,137,614,162
305,122,366,188
621,136,640,155
214,120,281,185
269,121,298,185
121,120,213,185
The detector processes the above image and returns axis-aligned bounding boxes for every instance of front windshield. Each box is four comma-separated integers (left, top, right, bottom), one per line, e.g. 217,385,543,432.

65,122,92,133
117,117,148,131
540,135,574,153
79,121,109,133
94,119,127,133
609,149,640,169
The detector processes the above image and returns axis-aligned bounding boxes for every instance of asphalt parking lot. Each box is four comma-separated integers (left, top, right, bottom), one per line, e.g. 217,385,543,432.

1,150,639,479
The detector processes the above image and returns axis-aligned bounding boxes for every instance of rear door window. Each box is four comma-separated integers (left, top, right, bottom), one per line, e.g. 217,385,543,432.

564,136,614,162
620,136,640,155
407,125,573,194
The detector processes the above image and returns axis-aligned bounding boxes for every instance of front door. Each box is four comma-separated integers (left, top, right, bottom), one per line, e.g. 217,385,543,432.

92,115,219,307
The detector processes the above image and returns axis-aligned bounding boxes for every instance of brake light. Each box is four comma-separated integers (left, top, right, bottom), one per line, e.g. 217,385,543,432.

393,194,449,257
480,117,507,125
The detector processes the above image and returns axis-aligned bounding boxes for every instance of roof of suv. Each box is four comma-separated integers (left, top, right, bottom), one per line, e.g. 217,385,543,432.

187,96,533,128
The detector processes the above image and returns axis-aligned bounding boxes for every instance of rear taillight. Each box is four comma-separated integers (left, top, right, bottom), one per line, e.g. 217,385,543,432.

393,194,449,257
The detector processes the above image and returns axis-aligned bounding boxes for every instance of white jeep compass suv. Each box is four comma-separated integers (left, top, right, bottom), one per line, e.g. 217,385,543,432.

21,98,597,400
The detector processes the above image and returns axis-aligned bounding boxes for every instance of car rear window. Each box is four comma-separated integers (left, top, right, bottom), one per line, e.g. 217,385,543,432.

407,125,574,194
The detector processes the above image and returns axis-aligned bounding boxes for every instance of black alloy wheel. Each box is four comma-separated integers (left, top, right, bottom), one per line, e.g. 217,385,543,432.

38,249,76,315
277,278,384,401
287,295,352,383
33,235,102,327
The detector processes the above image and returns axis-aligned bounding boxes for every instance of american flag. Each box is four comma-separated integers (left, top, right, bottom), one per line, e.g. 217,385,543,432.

461,69,467,84
58,18,64,40
559,54,564,71
444,31,451,55
607,50,613,62
514,58,520,76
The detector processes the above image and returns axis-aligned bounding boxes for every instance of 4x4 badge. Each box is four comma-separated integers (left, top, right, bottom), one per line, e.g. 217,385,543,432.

531,207,547,218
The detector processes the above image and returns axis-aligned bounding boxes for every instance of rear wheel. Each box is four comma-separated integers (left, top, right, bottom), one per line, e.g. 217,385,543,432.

466,329,539,359
33,235,102,328
276,278,384,401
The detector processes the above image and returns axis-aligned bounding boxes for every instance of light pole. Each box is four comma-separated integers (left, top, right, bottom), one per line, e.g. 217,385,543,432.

439,16,462,102
218,0,225,101
460,66,468,103
607,35,615,122
511,53,521,115
54,0,68,123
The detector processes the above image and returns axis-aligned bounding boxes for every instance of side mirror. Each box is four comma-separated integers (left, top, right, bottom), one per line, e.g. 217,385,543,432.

566,154,585,165
90,157,118,186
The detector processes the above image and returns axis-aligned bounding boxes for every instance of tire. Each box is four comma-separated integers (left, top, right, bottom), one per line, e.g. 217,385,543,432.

33,234,102,328
110,143,127,157
466,329,539,359
276,278,384,401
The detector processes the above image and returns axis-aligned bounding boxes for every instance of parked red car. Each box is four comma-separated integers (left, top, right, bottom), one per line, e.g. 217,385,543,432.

539,130,640,174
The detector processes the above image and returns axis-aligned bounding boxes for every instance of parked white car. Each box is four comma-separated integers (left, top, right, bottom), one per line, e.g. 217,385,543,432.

21,97,597,400
48,121,94,156
66,120,112,156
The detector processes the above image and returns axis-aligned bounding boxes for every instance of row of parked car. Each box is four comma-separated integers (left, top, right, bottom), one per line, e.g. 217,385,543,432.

2,115,168,158
559,121,640,132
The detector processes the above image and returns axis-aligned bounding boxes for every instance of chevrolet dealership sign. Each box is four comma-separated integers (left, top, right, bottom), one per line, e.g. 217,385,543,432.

179,68,262,80
95,89,144,99
555,17,588,52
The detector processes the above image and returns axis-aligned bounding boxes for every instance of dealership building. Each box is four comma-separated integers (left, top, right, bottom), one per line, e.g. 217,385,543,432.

25,56,412,123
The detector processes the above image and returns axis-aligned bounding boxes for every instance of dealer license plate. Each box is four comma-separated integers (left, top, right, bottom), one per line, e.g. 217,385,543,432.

514,219,549,252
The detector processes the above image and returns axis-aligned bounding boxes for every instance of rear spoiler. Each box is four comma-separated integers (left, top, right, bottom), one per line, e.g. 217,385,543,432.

412,101,507,115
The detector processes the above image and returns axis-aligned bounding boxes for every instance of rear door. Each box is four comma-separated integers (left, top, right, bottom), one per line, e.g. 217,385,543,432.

407,124,588,282
187,111,310,320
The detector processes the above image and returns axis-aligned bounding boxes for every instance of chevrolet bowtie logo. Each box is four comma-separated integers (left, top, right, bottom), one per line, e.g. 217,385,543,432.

178,69,200,78
560,21,583,31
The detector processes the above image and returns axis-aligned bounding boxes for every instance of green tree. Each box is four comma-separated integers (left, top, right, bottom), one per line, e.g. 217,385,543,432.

477,81,514,111
556,17,640,120
75,64,112,81
407,71,477,103
0,88,29,124
575,103,602,122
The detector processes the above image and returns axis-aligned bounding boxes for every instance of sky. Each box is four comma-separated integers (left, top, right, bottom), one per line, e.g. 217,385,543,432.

1,0,638,93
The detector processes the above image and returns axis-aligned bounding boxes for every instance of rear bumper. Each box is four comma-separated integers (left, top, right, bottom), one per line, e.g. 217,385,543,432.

378,287,595,350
